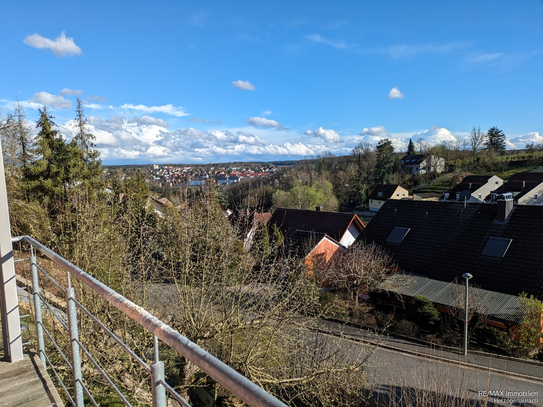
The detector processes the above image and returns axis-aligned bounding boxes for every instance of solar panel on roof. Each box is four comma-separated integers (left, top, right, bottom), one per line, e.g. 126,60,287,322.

482,237,512,258
387,227,410,244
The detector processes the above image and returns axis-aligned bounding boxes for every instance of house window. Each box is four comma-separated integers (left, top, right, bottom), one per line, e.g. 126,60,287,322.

378,201,381,204
482,237,512,258
478,194,482,199
396,193,399,197
496,181,499,184
387,227,410,244
402,193,405,197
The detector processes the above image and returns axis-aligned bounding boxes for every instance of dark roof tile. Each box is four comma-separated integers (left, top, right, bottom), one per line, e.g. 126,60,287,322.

269,208,364,243
359,200,543,299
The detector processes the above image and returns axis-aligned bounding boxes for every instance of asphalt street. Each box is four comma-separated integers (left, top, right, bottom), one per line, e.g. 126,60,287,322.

315,319,543,406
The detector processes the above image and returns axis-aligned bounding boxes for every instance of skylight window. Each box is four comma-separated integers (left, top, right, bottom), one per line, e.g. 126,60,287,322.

482,237,512,258
386,227,410,244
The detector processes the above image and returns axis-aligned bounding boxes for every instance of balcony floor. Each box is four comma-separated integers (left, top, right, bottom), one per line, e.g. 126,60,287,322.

0,353,64,407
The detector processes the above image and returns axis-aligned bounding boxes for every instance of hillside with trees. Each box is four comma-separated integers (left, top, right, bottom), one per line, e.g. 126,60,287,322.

3,105,543,404
0,104,374,406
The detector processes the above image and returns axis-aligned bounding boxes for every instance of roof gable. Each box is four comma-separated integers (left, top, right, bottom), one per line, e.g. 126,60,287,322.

287,230,340,259
359,200,543,299
368,185,404,200
269,208,364,243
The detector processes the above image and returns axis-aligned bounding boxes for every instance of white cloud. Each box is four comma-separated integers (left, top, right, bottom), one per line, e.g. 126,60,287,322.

305,34,348,50
411,126,458,145
82,102,113,110
236,132,266,145
355,126,464,153
32,92,73,109
232,80,256,91
56,115,334,163
188,117,220,124
128,116,169,128
468,52,504,63
304,127,341,143
59,88,83,96
23,31,82,57
88,95,108,103
360,126,390,138
246,116,286,130
507,132,543,149
383,42,466,59
120,103,189,117
387,87,405,99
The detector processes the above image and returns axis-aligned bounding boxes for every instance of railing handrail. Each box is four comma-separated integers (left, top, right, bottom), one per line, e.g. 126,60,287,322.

13,235,287,407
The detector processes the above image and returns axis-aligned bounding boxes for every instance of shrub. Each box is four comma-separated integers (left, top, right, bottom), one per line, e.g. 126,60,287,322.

413,295,441,331
394,319,420,337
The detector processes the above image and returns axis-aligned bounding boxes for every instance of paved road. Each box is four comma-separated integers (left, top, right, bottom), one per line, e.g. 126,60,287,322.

313,319,543,406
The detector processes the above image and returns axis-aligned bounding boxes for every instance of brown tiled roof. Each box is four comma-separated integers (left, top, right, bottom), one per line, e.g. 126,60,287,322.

269,208,364,243
359,200,543,299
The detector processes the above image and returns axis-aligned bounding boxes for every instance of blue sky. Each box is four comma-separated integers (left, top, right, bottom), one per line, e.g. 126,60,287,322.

1,1,542,164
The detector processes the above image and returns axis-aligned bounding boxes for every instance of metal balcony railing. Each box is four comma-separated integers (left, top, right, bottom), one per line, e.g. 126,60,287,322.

6,235,287,407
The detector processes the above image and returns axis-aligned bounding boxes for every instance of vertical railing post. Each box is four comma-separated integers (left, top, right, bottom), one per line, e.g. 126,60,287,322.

66,281,84,407
151,335,166,407
0,137,23,363
30,246,45,367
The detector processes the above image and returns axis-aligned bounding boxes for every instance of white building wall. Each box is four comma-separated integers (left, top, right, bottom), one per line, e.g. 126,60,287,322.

340,223,361,247
469,175,504,203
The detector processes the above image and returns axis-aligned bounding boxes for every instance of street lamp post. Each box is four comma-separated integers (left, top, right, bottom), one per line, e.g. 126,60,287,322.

462,273,473,356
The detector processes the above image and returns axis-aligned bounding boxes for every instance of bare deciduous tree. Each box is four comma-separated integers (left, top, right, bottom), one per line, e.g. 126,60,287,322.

135,190,376,404
324,242,397,306
445,279,489,346
469,126,486,163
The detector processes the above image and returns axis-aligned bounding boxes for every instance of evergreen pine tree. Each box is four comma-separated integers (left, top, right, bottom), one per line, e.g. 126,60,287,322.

14,101,33,170
24,107,83,198
74,98,101,182
374,139,395,184
485,126,506,155
407,138,415,155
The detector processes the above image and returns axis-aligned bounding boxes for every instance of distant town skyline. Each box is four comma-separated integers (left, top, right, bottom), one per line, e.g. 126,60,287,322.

1,1,542,164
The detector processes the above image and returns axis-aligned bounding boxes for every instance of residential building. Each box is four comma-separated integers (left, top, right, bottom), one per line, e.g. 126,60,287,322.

489,172,543,205
400,154,445,175
268,208,365,248
286,230,343,276
359,198,543,301
151,196,174,215
368,184,410,212
444,175,503,203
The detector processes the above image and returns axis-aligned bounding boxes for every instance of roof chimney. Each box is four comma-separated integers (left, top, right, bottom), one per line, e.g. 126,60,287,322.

496,194,513,222
316,205,323,211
